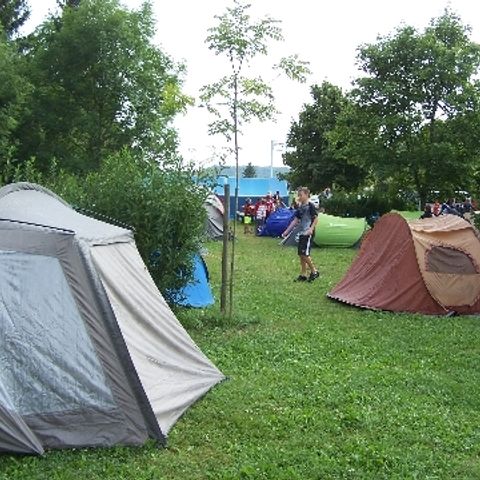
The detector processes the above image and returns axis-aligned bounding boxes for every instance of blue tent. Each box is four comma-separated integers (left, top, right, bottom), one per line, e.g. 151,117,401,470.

259,208,295,237
214,177,289,218
172,255,214,308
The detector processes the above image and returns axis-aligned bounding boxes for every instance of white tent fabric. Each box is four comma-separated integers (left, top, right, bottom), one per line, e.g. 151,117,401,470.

91,242,224,434
0,183,131,245
204,194,224,240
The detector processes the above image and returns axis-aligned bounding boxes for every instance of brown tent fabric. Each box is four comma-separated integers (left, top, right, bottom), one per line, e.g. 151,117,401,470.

409,217,480,309
328,213,480,315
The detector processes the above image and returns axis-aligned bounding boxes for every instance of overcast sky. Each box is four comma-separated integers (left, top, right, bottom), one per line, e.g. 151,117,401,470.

26,0,480,168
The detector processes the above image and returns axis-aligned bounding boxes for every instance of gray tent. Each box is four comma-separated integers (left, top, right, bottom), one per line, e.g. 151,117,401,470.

204,194,224,240
0,183,224,455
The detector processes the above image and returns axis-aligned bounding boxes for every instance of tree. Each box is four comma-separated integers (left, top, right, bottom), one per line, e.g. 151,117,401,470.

242,162,256,178
15,0,191,173
201,0,310,317
337,10,480,205
56,0,81,8
0,0,29,38
0,31,30,171
283,81,366,192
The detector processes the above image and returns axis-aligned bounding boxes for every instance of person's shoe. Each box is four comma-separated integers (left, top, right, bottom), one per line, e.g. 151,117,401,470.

294,275,308,282
308,271,320,282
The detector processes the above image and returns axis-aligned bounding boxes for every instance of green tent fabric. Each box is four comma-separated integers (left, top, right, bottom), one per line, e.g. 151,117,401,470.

392,210,423,221
314,214,367,247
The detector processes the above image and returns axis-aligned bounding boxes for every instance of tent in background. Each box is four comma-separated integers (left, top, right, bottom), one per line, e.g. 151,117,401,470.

214,177,288,218
393,210,423,221
281,213,367,248
329,212,480,315
171,254,215,308
314,214,367,247
204,194,224,240
0,183,224,454
259,208,295,237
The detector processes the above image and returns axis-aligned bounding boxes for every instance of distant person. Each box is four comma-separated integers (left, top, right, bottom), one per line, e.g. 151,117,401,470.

265,194,275,217
441,199,460,216
463,198,473,221
255,197,268,234
243,198,255,234
322,187,332,199
432,200,441,216
367,212,380,228
420,205,433,219
282,186,319,282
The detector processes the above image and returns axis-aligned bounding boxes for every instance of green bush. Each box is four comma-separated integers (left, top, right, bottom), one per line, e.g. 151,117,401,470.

323,190,415,218
473,212,480,231
9,151,210,301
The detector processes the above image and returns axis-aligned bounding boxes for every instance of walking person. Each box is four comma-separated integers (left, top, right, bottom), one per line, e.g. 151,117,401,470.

282,187,320,282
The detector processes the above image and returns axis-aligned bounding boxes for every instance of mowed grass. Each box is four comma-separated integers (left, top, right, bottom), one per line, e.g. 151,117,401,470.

2,231,480,479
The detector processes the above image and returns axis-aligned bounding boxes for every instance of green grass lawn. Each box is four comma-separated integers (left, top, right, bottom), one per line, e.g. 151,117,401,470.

2,231,480,479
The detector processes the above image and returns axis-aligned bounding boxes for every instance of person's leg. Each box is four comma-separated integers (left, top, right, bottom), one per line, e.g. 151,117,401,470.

304,255,317,274
295,236,308,281
300,256,307,276
304,235,319,281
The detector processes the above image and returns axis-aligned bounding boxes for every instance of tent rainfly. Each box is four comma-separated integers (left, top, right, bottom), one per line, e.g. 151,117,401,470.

259,208,295,237
0,183,224,455
171,254,215,308
329,212,480,315
314,214,367,248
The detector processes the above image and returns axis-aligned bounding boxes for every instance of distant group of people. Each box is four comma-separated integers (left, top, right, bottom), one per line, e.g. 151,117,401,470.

242,191,286,234
420,198,476,221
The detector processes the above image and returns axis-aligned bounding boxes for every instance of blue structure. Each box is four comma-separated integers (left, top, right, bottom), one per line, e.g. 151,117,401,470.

259,208,295,237
214,177,289,218
172,255,214,308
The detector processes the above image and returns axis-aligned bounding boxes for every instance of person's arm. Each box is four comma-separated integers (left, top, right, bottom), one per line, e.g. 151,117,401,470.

282,217,299,237
306,215,318,236
305,203,318,236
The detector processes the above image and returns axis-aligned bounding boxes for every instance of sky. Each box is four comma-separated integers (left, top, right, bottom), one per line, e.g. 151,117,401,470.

25,0,480,168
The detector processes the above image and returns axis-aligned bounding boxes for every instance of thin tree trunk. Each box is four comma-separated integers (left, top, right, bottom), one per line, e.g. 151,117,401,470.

229,73,239,319
220,182,230,315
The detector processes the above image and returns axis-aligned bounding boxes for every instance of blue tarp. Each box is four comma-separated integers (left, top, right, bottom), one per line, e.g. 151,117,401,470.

172,255,214,308
214,177,289,218
259,208,295,237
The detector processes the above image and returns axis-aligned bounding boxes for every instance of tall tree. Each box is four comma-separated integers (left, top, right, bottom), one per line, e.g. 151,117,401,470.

201,0,309,317
56,0,81,8
0,0,29,38
0,31,30,170
15,0,190,172
283,81,366,192
242,162,256,178
336,10,480,205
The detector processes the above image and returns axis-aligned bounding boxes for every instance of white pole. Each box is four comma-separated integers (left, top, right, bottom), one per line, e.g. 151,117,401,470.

270,139,274,178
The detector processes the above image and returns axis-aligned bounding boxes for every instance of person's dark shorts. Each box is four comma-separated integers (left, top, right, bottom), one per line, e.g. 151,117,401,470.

298,234,313,256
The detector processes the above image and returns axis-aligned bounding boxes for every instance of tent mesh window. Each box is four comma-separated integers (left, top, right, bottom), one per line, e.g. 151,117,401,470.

0,251,115,416
426,246,479,275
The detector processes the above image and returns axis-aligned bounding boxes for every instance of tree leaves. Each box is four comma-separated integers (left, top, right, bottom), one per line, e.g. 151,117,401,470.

283,82,367,192
13,0,189,172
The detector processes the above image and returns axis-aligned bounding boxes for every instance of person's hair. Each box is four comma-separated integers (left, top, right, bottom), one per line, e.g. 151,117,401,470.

297,186,310,196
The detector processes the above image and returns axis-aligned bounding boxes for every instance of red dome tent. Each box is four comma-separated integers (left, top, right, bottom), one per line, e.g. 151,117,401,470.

328,213,480,315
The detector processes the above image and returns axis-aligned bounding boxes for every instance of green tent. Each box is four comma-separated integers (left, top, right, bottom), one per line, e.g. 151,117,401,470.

392,210,423,221
314,214,367,247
